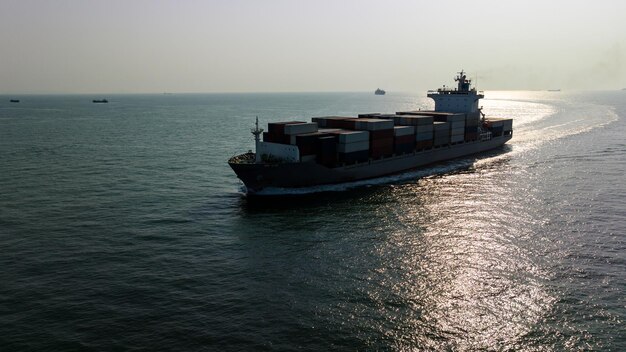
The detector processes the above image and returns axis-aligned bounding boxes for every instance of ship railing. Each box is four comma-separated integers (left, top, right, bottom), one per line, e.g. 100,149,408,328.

427,89,484,95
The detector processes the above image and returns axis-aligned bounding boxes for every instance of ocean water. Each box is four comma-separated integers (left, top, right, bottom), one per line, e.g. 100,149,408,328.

0,91,624,351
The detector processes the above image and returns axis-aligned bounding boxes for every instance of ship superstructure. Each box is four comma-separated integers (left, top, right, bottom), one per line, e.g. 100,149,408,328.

427,70,483,113
228,71,512,194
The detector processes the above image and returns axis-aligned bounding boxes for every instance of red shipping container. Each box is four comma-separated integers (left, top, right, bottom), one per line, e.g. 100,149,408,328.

415,140,434,149
327,118,358,129
268,121,306,135
394,135,414,145
371,144,394,158
369,129,394,140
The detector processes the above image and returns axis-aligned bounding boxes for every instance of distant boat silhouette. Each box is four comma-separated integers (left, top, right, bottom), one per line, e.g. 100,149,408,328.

10,99,20,103
375,88,386,95
547,89,561,92
92,99,108,103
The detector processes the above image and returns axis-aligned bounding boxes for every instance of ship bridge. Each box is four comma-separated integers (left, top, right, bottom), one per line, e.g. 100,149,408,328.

427,70,484,113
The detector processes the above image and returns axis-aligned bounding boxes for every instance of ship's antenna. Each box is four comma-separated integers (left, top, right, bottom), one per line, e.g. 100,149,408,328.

475,72,478,90
251,116,263,143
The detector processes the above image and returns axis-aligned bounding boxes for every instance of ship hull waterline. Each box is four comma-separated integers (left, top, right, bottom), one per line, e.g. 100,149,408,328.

229,134,511,194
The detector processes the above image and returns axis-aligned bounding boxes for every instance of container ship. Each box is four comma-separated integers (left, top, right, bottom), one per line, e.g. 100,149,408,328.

229,71,513,194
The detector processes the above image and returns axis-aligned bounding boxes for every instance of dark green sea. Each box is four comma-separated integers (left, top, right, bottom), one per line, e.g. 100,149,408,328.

1,91,624,350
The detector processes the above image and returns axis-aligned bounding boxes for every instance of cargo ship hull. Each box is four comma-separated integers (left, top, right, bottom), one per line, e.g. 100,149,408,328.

229,134,511,194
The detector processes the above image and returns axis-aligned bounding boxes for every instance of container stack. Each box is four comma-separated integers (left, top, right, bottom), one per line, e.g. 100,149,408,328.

433,122,450,146
264,121,306,143
465,114,481,141
354,119,395,158
358,113,381,118
294,132,331,157
394,115,434,150
446,115,465,144
284,123,319,144
311,116,354,128
316,136,337,166
484,118,513,137
393,126,415,154
334,130,370,164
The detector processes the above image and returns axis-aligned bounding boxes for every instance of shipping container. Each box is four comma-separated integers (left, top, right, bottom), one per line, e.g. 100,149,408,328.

331,130,370,144
416,131,433,141
326,118,358,129
268,121,306,135
358,113,381,118
451,134,464,143
369,129,394,140
337,150,369,163
354,118,395,131
284,122,318,135
394,134,414,145
451,127,465,136
337,140,369,153
371,144,394,158
318,128,343,134
485,118,513,131
450,121,465,130
433,136,450,146
433,121,449,131
416,140,434,149
295,132,331,155
394,143,415,154
311,116,354,128
393,125,415,136
415,124,434,134
370,137,394,158
316,136,337,166
433,113,465,123
397,115,434,126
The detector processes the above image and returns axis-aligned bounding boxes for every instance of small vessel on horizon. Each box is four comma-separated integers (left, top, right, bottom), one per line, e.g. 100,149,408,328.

9,99,20,103
375,88,386,95
92,99,108,103
547,89,561,92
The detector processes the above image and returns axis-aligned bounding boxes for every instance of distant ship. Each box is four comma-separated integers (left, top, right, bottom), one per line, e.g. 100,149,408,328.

375,88,386,95
9,99,20,103
547,89,561,92
92,99,108,103
229,70,513,194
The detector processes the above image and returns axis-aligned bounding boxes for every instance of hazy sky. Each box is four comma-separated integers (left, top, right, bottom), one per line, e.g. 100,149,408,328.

1,0,625,93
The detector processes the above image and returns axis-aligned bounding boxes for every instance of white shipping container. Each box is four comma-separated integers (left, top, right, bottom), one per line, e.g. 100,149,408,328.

355,118,394,131
336,130,369,144
337,140,369,153
433,121,448,131
284,122,318,135
318,128,342,133
394,126,415,136
451,121,465,130
451,127,465,135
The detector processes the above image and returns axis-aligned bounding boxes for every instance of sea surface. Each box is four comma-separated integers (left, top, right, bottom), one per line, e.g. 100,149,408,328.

1,91,624,351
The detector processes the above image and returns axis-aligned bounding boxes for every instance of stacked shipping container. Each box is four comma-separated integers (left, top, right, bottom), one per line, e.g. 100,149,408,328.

260,113,512,166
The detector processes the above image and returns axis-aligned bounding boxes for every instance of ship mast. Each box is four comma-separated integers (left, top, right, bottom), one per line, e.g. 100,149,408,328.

251,116,263,143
